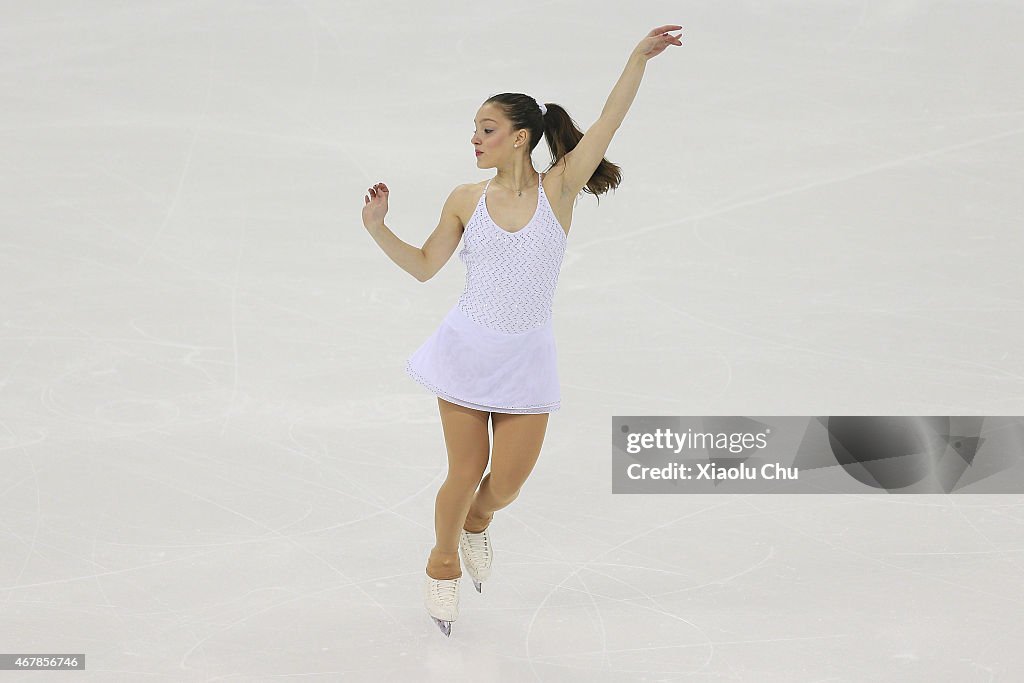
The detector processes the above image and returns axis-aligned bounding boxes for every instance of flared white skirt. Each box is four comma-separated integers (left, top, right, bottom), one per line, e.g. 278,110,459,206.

406,303,561,414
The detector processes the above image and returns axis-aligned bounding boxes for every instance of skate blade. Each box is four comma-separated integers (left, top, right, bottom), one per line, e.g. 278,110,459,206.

473,579,482,593
431,616,452,637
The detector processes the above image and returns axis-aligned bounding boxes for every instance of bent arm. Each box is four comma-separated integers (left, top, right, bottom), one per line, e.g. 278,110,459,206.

365,185,465,283
365,221,428,282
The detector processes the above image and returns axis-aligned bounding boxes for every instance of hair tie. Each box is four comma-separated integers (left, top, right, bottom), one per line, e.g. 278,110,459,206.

538,101,547,116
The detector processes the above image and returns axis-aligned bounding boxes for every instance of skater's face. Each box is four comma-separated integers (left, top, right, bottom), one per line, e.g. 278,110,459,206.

472,104,527,167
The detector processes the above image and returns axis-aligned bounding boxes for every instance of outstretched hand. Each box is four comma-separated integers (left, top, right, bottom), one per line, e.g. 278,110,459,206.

634,24,683,61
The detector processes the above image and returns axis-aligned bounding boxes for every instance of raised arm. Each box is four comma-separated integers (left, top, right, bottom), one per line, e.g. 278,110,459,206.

560,25,683,198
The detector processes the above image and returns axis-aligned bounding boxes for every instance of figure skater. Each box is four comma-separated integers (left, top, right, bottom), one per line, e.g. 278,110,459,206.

362,25,683,636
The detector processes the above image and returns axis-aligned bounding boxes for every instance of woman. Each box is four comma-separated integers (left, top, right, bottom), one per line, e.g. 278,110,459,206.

362,25,683,636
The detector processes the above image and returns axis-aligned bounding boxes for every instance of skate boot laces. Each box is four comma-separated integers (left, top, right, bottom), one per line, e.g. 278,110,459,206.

428,577,459,606
461,530,490,564
460,526,492,580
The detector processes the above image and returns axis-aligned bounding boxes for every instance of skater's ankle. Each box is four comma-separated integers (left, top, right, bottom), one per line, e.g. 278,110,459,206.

426,565,462,580
426,550,462,580
463,511,493,534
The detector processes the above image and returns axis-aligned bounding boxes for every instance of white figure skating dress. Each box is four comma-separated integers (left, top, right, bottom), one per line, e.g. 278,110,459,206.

406,172,566,413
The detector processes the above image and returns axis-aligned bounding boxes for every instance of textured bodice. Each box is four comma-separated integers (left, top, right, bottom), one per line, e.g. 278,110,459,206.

456,173,567,334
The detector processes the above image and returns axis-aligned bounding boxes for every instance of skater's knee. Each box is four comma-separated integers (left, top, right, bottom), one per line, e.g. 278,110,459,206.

443,468,485,492
487,477,521,505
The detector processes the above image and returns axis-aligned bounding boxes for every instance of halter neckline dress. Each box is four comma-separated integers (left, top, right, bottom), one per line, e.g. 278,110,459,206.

405,172,567,414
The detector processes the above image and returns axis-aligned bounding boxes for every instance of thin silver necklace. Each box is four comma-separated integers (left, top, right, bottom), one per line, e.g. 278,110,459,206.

492,171,537,197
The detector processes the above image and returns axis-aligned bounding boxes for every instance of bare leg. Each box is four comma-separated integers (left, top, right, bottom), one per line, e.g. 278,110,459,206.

426,397,490,580
466,411,549,527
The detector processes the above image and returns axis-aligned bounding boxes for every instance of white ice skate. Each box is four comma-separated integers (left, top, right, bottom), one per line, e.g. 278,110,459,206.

459,524,493,593
424,575,460,636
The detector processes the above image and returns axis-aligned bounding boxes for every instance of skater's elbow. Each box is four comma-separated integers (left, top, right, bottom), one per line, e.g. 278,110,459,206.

416,185,465,284
414,251,433,282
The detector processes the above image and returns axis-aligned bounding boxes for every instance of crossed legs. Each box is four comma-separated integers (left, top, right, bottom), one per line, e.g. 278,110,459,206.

425,397,550,580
